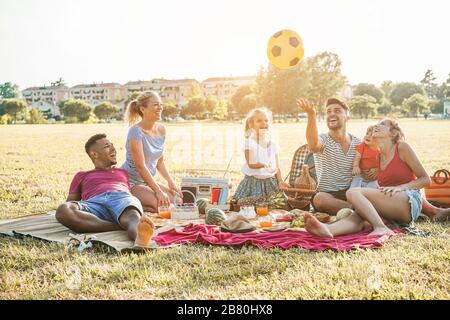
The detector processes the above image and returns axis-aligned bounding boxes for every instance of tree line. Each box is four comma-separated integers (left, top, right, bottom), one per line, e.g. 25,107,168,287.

1,55,449,124
231,60,449,119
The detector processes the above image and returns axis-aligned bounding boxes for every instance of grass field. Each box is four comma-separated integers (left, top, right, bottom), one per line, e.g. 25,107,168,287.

0,119,449,299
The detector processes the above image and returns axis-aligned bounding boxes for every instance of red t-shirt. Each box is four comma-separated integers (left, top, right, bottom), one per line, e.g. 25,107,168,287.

355,143,380,170
69,168,131,200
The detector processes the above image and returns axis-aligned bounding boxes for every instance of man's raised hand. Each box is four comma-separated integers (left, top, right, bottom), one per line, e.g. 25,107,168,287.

296,99,316,116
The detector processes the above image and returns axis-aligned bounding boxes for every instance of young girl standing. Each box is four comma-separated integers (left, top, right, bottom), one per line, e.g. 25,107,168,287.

232,108,290,201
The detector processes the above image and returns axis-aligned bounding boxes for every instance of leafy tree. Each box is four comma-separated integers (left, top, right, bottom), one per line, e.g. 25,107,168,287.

402,93,429,117
124,92,140,110
231,85,254,111
377,100,394,116
353,83,383,103
162,99,178,118
51,77,66,87
0,82,19,99
0,114,12,125
27,108,47,124
446,73,450,98
62,99,92,122
380,81,394,101
2,99,27,123
257,62,310,116
428,99,442,114
181,96,206,119
238,93,258,115
420,69,438,99
348,95,378,119
187,83,203,99
303,52,346,113
255,52,346,117
94,102,119,120
212,100,229,120
205,95,218,113
389,82,424,106
58,99,68,114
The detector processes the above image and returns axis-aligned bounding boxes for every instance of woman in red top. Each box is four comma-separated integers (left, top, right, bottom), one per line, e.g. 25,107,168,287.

304,118,448,238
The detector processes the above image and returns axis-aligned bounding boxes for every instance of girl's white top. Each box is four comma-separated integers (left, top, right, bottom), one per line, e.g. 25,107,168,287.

242,138,279,179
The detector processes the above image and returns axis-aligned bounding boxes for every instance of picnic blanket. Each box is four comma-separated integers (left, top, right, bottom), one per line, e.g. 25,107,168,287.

0,212,399,252
153,223,398,251
0,212,181,252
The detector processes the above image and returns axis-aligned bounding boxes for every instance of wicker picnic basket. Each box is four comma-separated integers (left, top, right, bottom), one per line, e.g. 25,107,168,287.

283,144,317,210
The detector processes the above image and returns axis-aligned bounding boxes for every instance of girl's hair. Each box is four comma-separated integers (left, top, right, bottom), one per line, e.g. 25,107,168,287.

383,117,405,144
244,107,272,138
125,91,159,126
365,125,375,137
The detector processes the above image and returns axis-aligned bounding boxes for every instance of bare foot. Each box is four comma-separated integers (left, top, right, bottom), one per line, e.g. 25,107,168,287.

368,226,393,236
433,208,450,221
134,214,155,247
304,212,333,238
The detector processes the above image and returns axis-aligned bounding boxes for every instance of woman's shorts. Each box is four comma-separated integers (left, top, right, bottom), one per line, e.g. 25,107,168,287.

405,189,422,222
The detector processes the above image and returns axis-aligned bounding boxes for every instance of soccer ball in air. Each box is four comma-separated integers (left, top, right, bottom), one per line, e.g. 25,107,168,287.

267,29,304,69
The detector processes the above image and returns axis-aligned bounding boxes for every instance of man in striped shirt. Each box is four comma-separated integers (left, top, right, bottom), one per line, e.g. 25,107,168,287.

297,97,377,215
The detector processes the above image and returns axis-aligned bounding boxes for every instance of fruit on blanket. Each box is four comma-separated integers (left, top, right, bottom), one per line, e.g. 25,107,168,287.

289,209,308,219
290,215,306,228
336,208,354,220
196,198,209,215
267,192,288,209
275,214,293,222
205,208,227,226
313,212,331,223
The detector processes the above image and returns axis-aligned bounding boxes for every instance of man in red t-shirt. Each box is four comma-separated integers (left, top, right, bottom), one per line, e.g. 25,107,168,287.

56,134,154,247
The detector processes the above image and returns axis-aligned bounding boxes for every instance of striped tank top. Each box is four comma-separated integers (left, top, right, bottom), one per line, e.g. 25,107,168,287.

313,133,361,192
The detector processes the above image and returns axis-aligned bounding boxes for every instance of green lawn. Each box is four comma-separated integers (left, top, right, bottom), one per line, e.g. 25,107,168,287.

0,119,449,299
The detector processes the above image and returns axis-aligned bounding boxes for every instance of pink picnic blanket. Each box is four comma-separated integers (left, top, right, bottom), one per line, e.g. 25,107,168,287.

153,224,400,251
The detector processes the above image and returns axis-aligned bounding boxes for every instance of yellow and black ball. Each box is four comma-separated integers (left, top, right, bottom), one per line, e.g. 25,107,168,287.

267,29,304,69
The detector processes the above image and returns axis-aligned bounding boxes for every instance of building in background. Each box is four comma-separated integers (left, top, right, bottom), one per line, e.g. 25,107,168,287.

20,75,256,116
123,80,161,94
444,100,450,117
123,78,200,108
161,79,199,107
21,85,69,116
69,82,123,107
201,76,256,101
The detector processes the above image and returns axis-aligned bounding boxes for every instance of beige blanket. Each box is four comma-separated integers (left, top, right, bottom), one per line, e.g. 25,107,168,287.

0,212,181,252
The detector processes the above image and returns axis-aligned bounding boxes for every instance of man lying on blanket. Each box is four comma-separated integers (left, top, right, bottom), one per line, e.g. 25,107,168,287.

56,133,154,247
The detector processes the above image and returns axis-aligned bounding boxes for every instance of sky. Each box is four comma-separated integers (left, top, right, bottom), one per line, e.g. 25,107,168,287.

0,0,449,90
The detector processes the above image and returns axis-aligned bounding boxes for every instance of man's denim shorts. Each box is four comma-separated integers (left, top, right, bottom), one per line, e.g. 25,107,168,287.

73,191,143,224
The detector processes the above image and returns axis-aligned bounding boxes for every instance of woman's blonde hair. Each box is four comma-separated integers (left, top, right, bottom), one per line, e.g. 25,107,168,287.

244,107,272,138
125,91,159,126
383,117,405,144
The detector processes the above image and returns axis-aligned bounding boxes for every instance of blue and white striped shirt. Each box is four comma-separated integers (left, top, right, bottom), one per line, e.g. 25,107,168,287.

313,133,361,192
